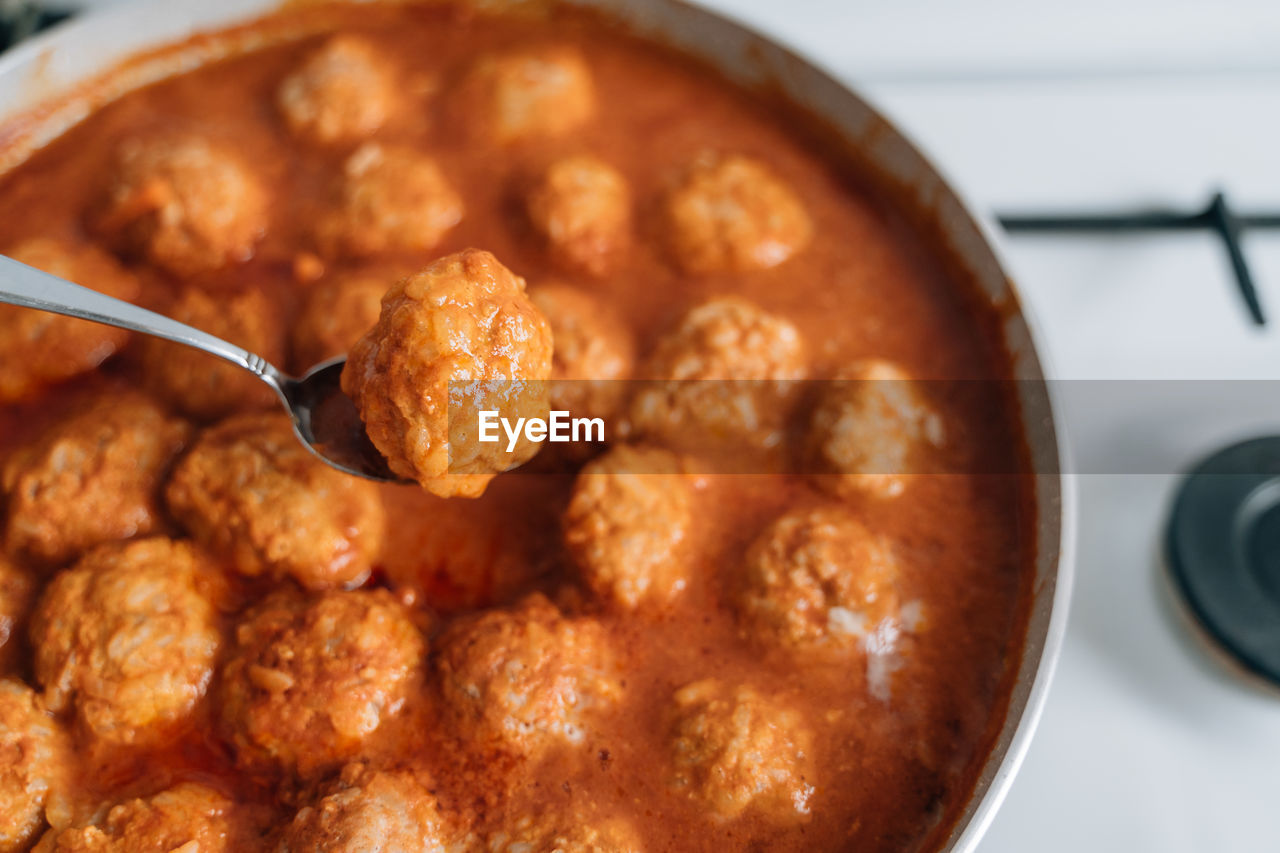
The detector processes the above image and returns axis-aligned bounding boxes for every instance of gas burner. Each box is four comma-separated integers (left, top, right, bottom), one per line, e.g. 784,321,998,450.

1167,438,1280,688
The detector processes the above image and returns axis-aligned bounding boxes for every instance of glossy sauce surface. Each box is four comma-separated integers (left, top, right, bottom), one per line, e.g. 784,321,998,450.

0,4,1035,850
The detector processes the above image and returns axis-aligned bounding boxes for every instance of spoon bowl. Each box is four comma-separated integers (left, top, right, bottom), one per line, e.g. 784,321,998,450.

0,252,408,483
280,358,406,482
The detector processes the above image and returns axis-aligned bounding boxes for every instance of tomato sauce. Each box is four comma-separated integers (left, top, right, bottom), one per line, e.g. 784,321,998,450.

0,3,1035,850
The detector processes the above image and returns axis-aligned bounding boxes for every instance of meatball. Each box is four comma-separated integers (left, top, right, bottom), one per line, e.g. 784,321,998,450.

529,283,634,423
290,268,399,371
453,46,595,144
435,594,619,756
526,155,630,276
315,143,463,258
739,505,900,651
563,445,692,610
0,239,139,403
2,391,190,567
32,783,258,853
628,297,806,456
218,589,424,778
277,764,452,853
142,286,284,420
278,36,395,145
487,804,642,853
341,250,553,497
29,538,221,745
0,681,71,852
91,132,267,276
0,559,32,673
165,411,385,591
661,153,812,274
806,360,945,500
667,679,813,820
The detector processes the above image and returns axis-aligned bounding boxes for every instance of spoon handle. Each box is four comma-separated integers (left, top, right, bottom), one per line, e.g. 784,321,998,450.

0,253,289,392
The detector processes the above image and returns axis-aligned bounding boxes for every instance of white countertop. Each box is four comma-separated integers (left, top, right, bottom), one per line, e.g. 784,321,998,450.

29,1,1280,848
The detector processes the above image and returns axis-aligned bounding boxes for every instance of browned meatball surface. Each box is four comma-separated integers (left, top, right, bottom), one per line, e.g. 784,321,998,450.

435,594,619,757
341,249,553,497
2,391,190,567
277,36,396,145
806,360,945,500
453,46,595,144
0,239,139,403
0,559,32,674
219,589,424,779
290,268,401,372
739,505,901,652
315,143,463,258
0,681,71,852
628,296,806,458
529,283,634,424
165,412,385,591
668,679,813,821
91,132,268,276
142,286,284,421
526,155,630,276
486,803,642,853
276,763,453,853
29,538,222,745
32,783,262,853
563,445,692,610
661,153,812,274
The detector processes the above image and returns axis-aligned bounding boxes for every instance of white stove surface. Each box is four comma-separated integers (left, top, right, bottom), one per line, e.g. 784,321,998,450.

31,1,1280,848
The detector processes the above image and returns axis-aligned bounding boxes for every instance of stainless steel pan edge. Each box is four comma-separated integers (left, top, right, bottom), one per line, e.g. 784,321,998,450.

0,2,1075,849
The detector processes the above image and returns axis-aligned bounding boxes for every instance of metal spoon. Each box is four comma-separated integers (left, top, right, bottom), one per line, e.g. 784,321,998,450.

0,253,406,483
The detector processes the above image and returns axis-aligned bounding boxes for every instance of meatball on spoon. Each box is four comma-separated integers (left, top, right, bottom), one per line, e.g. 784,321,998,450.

0,253,403,482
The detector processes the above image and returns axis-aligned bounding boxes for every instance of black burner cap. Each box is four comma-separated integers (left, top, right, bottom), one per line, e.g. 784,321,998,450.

1167,436,1280,686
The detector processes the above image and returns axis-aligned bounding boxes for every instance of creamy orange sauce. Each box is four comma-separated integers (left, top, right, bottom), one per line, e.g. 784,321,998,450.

0,3,1034,850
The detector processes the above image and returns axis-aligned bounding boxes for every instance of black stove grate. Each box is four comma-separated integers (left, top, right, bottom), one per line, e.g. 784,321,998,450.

0,3,69,51
1000,194,1280,326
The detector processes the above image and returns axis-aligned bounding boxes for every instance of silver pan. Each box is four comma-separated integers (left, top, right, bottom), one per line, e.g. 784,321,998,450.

0,2,1075,849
